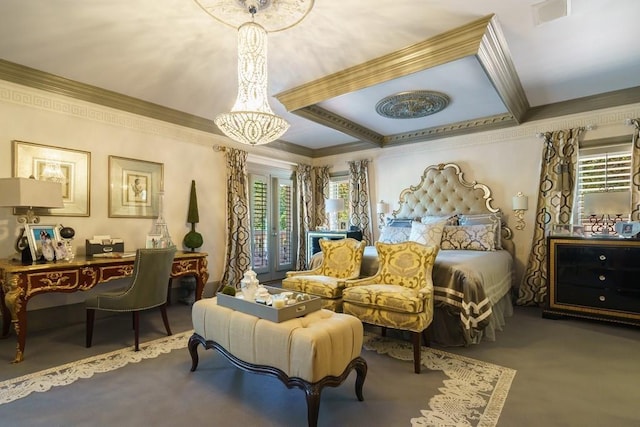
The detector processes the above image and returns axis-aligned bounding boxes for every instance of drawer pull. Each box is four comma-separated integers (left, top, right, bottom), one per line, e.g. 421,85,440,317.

599,254,606,261
599,295,606,302
599,275,606,281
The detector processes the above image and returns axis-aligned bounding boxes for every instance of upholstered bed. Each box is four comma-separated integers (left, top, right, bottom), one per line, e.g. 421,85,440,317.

313,163,514,346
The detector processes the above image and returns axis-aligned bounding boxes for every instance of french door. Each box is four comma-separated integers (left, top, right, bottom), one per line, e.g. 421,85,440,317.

249,170,296,283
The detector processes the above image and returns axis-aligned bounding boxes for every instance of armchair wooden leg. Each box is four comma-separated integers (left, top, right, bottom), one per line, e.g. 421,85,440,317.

133,311,140,351
160,304,172,336
86,309,95,348
412,331,421,374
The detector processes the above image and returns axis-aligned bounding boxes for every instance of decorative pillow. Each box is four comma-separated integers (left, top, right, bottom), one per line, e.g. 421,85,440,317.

440,224,496,251
409,220,446,248
386,218,414,228
379,225,411,243
421,215,458,226
458,213,502,250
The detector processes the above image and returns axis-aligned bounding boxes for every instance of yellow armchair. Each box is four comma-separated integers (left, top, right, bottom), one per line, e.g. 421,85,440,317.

342,241,438,373
282,238,366,311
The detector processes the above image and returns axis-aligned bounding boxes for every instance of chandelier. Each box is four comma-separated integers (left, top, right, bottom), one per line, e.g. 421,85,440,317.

196,0,314,146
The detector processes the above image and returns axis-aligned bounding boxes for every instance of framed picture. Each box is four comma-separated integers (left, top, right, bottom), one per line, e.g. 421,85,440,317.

571,225,585,237
12,140,91,216
24,223,61,261
551,223,572,236
616,222,638,238
109,156,163,218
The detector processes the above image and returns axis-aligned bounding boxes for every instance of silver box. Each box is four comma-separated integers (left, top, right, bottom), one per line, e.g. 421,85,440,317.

217,286,322,323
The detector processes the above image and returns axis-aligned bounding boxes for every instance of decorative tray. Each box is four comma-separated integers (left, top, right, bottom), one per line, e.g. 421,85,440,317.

216,286,322,323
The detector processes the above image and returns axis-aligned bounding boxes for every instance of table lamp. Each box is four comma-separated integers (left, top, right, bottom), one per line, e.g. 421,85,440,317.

583,191,630,236
0,177,64,262
325,198,345,231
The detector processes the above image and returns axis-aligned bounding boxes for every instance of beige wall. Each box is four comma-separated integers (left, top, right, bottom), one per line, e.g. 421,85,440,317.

1,79,640,310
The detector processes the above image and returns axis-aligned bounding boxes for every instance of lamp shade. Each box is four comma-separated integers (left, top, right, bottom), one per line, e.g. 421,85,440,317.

512,193,528,211
583,191,630,215
0,177,64,208
325,198,345,213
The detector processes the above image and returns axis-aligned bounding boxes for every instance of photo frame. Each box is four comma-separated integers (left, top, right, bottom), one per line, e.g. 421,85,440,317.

109,156,163,218
13,140,91,216
571,225,585,237
24,223,61,261
551,223,572,236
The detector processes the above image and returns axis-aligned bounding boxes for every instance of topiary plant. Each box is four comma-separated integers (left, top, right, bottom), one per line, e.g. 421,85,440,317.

183,180,203,251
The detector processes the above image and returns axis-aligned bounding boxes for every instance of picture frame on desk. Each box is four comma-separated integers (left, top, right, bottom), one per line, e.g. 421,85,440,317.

12,140,91,217
24,223,61,261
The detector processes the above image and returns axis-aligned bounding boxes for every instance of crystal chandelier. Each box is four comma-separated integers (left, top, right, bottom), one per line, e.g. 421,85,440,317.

195,0,314,146
214,17,289,145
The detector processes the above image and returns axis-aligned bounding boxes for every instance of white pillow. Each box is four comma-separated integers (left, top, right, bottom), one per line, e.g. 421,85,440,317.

379,225,411,243
409,220,446,248
458,213,502,249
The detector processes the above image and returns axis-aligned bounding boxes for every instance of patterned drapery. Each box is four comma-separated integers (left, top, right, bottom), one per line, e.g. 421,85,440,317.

220,147,251,291
295,163,314,269
348,159,373,244
629,119,640,221
313,166,330,229
517,128,585,306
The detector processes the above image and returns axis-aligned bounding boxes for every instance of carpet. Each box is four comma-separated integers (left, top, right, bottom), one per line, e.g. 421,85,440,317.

0,330,515,427
362,334,516,427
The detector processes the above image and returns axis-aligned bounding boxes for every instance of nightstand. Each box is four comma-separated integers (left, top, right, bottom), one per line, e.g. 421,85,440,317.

544,236,640,326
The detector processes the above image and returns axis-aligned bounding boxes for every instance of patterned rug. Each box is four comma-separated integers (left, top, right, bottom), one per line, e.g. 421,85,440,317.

362,334,516,427
0,330,515,427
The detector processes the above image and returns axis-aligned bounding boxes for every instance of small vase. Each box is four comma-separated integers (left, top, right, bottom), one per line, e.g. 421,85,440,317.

240,269,259,301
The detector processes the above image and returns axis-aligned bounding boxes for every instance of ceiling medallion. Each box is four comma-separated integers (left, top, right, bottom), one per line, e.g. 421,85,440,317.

375,91,450,119
194,0,314,32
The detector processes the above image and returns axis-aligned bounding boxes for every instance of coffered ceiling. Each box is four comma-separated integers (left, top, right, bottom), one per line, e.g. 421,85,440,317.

0,0,639,157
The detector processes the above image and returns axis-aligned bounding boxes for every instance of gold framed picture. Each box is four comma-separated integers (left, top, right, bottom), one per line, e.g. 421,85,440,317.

109,156,163,218
12,140,91,216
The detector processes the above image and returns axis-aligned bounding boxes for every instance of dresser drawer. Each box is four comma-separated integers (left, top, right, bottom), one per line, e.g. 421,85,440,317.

555,282,640,314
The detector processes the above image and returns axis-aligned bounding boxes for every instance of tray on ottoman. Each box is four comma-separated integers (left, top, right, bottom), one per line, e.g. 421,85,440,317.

217,286,322,322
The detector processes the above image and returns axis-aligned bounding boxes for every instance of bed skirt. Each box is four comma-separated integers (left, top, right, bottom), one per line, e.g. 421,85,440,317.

429,290,514,347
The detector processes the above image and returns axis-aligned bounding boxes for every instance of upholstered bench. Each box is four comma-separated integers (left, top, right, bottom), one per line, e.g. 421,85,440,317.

189,297,368,427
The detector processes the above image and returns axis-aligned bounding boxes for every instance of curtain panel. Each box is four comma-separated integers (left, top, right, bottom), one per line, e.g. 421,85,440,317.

630,119,640,221
313,166,330,229
517,128,585,306
219,147,252,291
295,164,313,269
348,159,373,244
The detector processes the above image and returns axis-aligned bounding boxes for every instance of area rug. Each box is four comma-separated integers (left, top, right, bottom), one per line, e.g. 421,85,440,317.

0,330,515,427
363,333,516,427
0,330,193,405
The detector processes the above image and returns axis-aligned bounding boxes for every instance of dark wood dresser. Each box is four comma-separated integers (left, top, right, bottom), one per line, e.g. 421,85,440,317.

545,236,640,326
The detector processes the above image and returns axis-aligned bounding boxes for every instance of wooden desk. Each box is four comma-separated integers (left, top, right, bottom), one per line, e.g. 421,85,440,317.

0,251,209,363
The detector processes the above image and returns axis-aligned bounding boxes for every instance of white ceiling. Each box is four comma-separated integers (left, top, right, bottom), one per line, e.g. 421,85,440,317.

0,0,639,155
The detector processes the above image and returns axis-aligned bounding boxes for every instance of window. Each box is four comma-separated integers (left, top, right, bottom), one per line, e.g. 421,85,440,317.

329,174,349,227
574,143,632,229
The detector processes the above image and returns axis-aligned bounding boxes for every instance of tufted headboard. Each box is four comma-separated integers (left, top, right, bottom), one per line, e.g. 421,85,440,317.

391,163,513,242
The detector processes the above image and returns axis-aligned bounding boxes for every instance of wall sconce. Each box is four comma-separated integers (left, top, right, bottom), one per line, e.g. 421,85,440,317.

376,200,389,229
325,198,345,231
512,192,528,230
